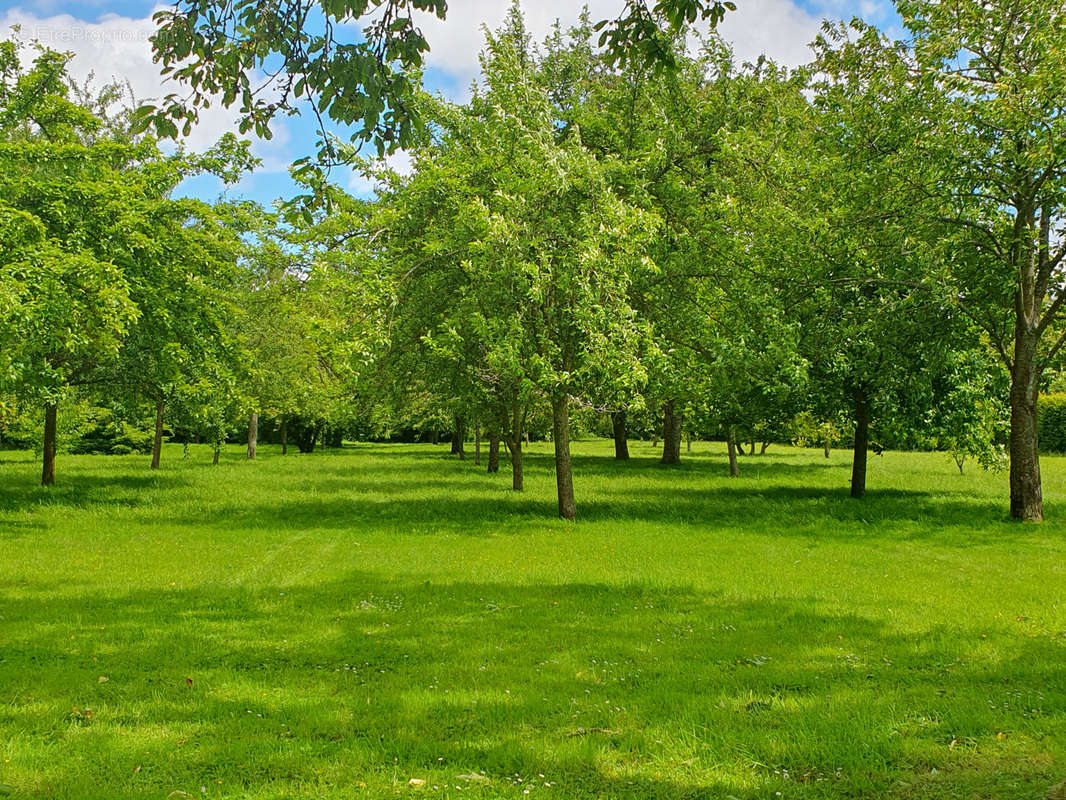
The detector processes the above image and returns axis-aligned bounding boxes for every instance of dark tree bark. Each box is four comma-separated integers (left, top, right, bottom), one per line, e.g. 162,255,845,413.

552,395,577,520
41,402,57,486
150,401,165,470
760,441,770,455
611,411,630,461
661,400,681,465
727,425,739,478
292,419,318,453
247,412,258,460
212,446,220,465
487,437,500,473
280,417,288,455
824,444,831,458
430,430,439,445
507,438,523,491
1009,327,1043,521
474,423,481,466
851,388,870,499
450,417,465,459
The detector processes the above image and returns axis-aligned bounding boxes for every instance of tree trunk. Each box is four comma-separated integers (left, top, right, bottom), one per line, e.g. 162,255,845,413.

760,441,770,455
474,423,481,466
552,395,577,520
280,417,288,455
824,444,830,458
686,432,692,453
488,437,500,474
661,400,681,465
451,417,465,459
41,402,57,486
212,446,220,465
150,401,164,470
508,438,523,491
1009,329,1043,521
727,425,739,478
851,388,869,499
611,411,630,461
247,412,258,460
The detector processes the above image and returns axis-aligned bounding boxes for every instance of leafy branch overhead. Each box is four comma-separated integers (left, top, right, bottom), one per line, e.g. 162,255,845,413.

138,0,732,158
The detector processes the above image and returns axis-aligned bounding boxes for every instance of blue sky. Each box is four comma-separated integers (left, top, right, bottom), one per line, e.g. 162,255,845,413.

0,0,898,207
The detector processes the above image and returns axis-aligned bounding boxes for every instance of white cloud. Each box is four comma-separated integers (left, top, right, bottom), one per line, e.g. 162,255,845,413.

347,149,414,196
411,0,825,96
412,0,617,89
0,6,294,165
716,0,824,67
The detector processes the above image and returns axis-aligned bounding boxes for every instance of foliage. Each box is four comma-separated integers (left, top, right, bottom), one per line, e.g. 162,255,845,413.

141,0,734,158
1039,394,1066,455
0,399,153,455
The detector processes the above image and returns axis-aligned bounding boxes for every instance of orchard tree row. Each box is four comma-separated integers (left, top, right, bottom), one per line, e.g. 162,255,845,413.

3,0,1065,522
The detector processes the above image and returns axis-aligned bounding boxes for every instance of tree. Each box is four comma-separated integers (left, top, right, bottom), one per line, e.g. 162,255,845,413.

371,9,654,518
113,192,251,471
815,4,1066,519
0,42,142,485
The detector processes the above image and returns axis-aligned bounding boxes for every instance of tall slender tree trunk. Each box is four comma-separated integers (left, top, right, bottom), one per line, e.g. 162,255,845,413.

727,424,739,478
280,417,288,455
760,441,770,455
150,401,165,470
508,438,523,491
824,444,831,458
851,388,870,499
41,402,57,486
247,412,258,460
1009,327,1043,521
552,395,577,520
474,423,481,466
612,411,630,461
451,417,465,459
213,446,220,465
661,400,681,465
488,437,500,473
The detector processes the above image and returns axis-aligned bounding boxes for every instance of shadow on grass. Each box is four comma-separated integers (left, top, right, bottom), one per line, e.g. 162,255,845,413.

161,464,1017,542
2,575,1063,799
0,446,1034,541
0,473,189,515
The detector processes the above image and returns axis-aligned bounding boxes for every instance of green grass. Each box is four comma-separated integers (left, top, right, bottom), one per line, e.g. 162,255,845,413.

1,440,1065,799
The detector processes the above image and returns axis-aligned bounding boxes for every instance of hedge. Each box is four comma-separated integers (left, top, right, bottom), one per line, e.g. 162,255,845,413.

1039,394,1066,453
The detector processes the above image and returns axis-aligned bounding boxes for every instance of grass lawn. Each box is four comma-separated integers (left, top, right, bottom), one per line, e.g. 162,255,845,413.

1,440,1065,799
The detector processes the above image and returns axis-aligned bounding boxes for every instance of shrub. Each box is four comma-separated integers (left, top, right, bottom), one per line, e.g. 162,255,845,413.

1039,393,1066,453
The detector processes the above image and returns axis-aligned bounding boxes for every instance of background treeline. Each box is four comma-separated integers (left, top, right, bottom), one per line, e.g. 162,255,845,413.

2,0,1065,521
